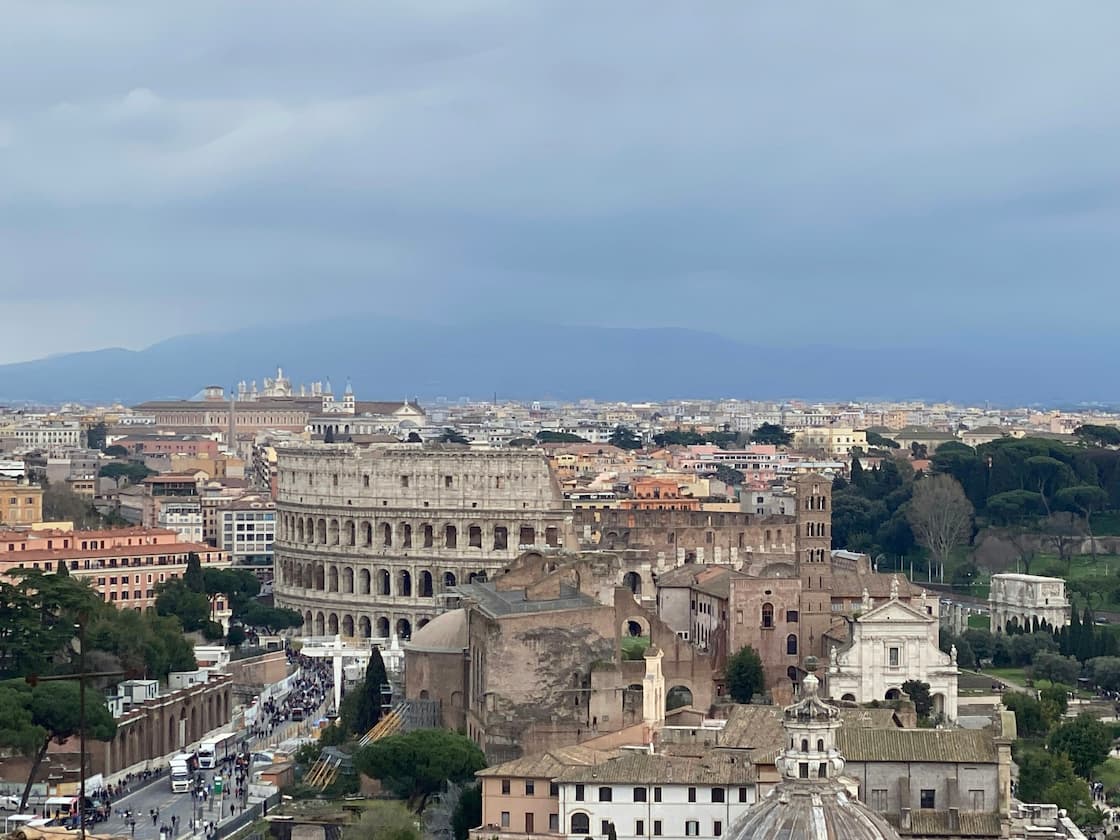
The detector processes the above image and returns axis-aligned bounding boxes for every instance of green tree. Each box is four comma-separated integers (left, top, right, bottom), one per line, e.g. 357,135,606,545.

900,679,932,719
1085,656,1120,691
652,430,706,447
97,461,155,484
41,485,105,529
1039,683,1070,720
849,457,865,489
536,431,588,444
323,427,336,443
85,422,108,450
340,801,420,840
203,568,261,617
103,444,130,457
750,423,792,446
609,425,642,451
1049,714,1111,778
1003,693,1046,737
238,602,304,634
12,680,117,811
439,428,469,445
725,646,765,703
1074,424,1120,447
864,431,900,449
1016,749,1091,815
183,552,205,593
347,647,388,736
226,625,247,647
354,729,486,805
154,579,210,633
713,465,745,487
1033,651,1080,685
1055,485,1109,560
452,783,482,840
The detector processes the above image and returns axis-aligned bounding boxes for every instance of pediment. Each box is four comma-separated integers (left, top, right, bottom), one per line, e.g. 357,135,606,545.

858,598,932,625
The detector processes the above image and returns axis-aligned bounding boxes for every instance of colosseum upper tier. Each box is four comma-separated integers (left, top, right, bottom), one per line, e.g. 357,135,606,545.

273,443,574,640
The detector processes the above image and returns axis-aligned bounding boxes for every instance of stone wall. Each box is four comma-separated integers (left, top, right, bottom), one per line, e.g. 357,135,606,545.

226,650,291,688
273,443,576,640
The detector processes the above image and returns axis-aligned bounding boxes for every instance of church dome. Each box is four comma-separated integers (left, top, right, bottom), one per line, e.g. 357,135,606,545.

405,608,467,653
726,657,901,840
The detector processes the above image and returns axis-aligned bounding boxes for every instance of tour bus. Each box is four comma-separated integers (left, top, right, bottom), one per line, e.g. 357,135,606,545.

198,732,239,769
169,753,198,794
289,706,305,722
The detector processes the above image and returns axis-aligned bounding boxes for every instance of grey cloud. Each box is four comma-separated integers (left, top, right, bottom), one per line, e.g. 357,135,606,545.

2,2,1120,364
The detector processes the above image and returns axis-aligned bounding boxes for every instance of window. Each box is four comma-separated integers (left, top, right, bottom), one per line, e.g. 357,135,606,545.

549,814,559,832
799,763,809,779
762,603,774,628
711,787,725,803
786,609,799,623
969,789,985,810
636,820,645,836
634,787,647,802
400,475,409,488
920,789,936,809
524,780,534,796
714,821,723,837
549,782,559,796
444,475,453,488
889,647,900,668
500,812,509,828
687,787,696,803
653,821,662,837
653,787,662,803
598,787,612,802
571,814,589,834
601,821,611,835
575,784,585,802
870,789,888,811
685,820,700,837
738,787,748,803
787,634,798,655
500,779,510,795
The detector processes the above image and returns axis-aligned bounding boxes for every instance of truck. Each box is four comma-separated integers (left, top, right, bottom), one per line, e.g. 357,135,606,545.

169,754,196,794
198,732,239,769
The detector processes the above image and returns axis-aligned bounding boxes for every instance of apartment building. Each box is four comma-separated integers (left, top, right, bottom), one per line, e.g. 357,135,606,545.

0,526,229,610
0,477,44,526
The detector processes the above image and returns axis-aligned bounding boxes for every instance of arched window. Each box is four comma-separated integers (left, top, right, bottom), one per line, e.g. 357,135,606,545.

445,525,457,549
786,634,798,655
382,523,392,547
761,603,774,628
801,739,809,752
571,814,589,835
817,739,825,752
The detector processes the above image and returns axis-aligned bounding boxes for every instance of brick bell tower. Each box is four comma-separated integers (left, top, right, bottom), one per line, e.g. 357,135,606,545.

794,474,833,668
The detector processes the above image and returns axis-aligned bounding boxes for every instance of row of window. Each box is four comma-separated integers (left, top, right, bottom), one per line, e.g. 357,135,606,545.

570,784,749,804
759,604,798,628
568,815,723,837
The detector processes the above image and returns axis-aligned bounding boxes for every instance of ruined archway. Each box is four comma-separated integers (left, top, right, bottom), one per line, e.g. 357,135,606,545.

666,685,693,711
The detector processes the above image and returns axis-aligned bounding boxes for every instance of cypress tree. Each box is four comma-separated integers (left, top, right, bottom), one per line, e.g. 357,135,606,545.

184,552,205,593
850,457,865,490
353,646,388,734
55,559,69,577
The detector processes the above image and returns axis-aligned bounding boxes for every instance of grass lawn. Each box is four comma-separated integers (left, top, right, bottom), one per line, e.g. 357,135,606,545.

1096,758,1120,791
967,613,990,629
982,667,1029,686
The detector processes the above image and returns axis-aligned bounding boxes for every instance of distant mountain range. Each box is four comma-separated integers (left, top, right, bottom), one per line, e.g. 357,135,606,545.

0,317,1104,406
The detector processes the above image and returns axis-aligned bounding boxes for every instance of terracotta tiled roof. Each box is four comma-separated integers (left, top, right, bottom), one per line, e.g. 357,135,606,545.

556,751,755,785
478,745,612,778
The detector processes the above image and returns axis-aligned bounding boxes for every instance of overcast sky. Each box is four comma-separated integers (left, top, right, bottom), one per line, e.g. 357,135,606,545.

2,2,1119,365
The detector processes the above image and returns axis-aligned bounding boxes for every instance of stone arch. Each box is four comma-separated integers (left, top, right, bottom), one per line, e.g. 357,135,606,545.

422,524,434,548
885,688,902,701
296,519,305,542
315,611,325,635
623,683,644,714
305,609,313,628
396,618,412,640
762,602,774,628
377,617,390,638
328,613,339,634
932,693,946,717
419,570,434,597
316,518,327,544
328,566,339,592
443,571,457,589
841,693,856,702
359,568,371,595
382,522,392,547
167,714,176,752
401,523,413,548
358,616,372,638
362,521,373,547
468,570,487,583
570,814,590,835
345,520,356,546
306,516,315,543
314,563,325,590
329,518,339,545
378,569,391,596
468,524,483,548
622,615,651,638
519,525,536,546
445,525,457,549
623,571,642,595
342,566,354,594
418,617,431,629
666,685,693,711
398,570,412,597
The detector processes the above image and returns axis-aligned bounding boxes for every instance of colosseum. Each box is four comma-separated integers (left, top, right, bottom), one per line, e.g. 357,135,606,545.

272,443,575,640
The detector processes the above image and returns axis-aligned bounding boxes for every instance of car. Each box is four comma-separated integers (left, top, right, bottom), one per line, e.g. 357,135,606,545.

0,795,23,811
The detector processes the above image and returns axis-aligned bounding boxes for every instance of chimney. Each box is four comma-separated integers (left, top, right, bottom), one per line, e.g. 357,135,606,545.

900,809,912,831
948,808,960,832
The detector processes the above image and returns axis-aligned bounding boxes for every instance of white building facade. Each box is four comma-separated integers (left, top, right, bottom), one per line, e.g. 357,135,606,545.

556,752,755,840
989,573,1070,634
218,498,276,575
157,500,204,543
827,589,959,721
